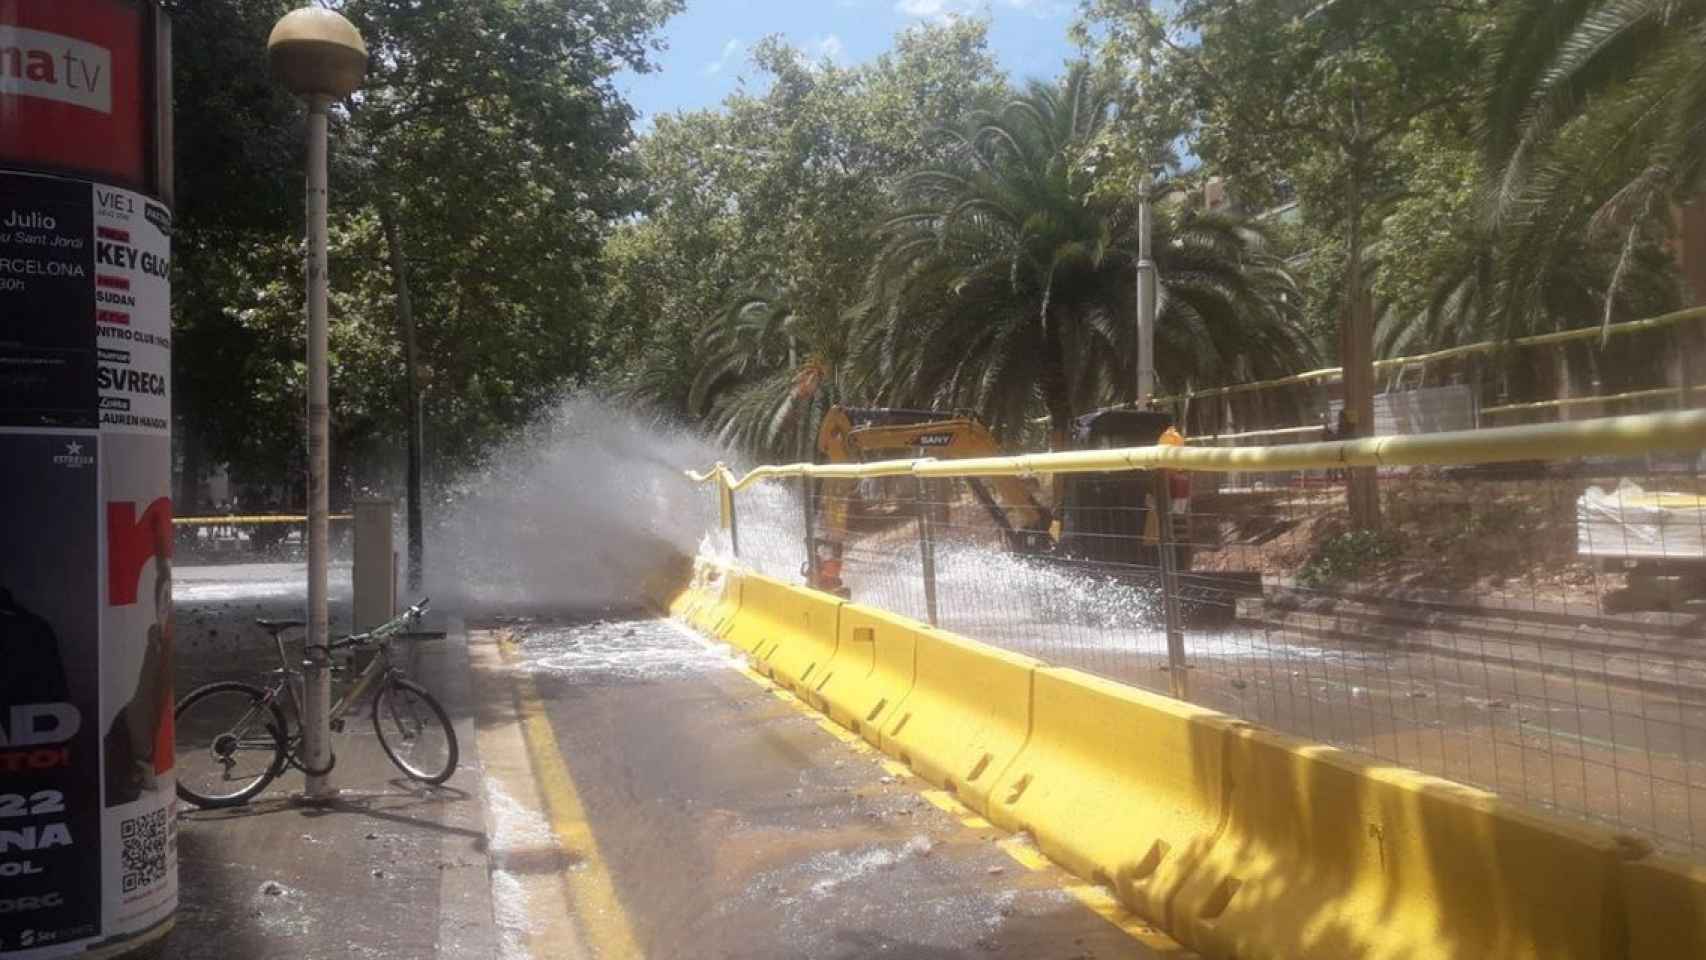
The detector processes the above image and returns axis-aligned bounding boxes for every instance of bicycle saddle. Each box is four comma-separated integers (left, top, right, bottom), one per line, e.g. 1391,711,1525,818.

255,618,307,633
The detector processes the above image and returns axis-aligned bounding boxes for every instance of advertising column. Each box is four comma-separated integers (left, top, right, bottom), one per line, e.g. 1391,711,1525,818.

0,3,176,957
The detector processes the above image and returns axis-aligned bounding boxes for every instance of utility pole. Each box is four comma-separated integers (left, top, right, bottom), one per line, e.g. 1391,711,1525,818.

268,6,367,802
1135,0,1157,405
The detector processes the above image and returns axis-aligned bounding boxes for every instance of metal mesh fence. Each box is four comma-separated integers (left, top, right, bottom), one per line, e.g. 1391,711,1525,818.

704,445,1706,859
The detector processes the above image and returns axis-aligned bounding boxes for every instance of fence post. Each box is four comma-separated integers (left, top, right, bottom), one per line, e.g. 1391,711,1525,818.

719,481,739,558
913,476,940,627
801,475,816,585
1154,470,1189,700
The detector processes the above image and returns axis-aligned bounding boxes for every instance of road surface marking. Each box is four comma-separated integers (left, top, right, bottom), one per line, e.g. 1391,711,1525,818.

814,716,876,754
499,638,644,958
997,836,1052,872
1062,884,1199,955
879,758,913,779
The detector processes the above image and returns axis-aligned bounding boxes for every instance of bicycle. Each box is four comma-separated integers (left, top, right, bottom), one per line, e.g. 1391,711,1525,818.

174,598,460,808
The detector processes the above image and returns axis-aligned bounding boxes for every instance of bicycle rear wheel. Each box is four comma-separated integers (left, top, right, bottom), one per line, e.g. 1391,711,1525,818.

372,677,458,784
174,682,288,808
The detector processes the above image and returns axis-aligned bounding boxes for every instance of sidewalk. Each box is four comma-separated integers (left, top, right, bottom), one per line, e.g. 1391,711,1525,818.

169,585,497,960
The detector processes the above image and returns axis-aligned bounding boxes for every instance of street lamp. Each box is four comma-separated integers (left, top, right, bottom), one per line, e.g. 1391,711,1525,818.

1134,0,1157,406
268,7,367,802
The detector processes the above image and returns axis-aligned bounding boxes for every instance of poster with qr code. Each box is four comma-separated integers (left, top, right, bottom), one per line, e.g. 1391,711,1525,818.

1,179,175,956
97,430,177,941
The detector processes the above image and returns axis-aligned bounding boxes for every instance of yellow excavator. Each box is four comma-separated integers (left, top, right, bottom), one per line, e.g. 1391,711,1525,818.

806,405,1260,623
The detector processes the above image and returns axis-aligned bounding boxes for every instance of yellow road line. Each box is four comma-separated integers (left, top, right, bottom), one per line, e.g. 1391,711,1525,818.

920,789,962,816
499,639,644,958
813,716,875,754
997,835,1052,872
1061,884,1198,956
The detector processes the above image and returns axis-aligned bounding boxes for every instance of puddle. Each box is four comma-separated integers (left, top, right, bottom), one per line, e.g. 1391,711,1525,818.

507,617,743,681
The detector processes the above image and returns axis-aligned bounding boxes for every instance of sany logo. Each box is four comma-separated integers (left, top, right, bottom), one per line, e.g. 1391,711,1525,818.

0,26,112,115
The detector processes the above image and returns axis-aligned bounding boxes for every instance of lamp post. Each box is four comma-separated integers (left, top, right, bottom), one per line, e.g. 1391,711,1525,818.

268,7,367,802
1134,0,1157,406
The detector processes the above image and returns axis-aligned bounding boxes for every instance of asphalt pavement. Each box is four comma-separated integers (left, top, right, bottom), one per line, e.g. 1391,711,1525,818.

170,563,494,960
166,563,1184,959
472,613,1188,960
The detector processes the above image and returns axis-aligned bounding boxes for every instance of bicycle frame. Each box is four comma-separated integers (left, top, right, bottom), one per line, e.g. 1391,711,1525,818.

264,607,422,731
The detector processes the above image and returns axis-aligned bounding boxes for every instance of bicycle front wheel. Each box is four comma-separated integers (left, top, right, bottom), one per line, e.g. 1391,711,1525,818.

372,677,458,784
174,681,288,808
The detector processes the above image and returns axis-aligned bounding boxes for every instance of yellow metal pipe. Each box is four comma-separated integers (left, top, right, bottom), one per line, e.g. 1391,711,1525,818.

1481,385,1703,417
173,514,355,525
689,410,1706,489
1186,424,1328,443
1154,306,1706,405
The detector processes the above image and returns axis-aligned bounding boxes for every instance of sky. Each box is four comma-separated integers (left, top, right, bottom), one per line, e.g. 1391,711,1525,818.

617,0,1083,126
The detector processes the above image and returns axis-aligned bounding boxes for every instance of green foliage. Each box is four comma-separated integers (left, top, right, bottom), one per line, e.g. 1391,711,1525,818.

168,0,679,502
168,0,1704,486
609,18,1010,442
1296,529,1402,589
1475,0,1698,338
687,284,851,460
857,66,1312,441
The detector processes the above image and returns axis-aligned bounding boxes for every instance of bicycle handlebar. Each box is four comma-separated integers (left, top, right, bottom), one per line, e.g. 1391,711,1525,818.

304,597,431,654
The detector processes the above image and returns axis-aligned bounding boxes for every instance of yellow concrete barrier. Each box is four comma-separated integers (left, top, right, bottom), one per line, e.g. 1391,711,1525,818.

679,574,1706,959
723,573,841,699
1170,724,1629,960
689,567,742,638
668,558,723,625
667,577,708,622
816,603,920,747
987,667,1234,927
1621,854,1706,957
880,627,1038,817
720,572,781,654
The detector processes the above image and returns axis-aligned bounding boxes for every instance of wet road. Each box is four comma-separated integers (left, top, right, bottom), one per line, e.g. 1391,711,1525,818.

474,615,1189,960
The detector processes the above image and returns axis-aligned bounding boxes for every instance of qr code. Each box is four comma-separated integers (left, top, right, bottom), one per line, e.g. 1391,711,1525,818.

120,808,171,893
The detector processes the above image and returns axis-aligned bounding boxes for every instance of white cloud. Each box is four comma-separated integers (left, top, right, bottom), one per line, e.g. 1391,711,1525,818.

1001,0,1072,16
895,0,1066,18
816,34,846,62
894,0,962,16
703,37,741,76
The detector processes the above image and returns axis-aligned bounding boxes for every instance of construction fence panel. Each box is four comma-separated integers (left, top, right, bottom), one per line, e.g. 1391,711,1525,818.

698,412,1706,860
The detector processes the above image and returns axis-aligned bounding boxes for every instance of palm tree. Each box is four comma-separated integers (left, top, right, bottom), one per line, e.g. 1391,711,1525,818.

1483,0,1703,330
856,65,1311,446
1373,230,1679,412
686,283,851,460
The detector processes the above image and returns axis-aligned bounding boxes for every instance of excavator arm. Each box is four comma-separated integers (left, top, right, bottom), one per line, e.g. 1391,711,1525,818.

806,406,1052,595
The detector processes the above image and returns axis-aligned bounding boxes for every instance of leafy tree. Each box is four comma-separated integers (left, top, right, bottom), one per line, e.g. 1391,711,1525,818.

165,0,303,506
687,284,853,459
167,0,678,527
1166,0,1490,526
1478,0,1699,381
1484,0,1706,236
611,20,1009,431
858,66,1310,445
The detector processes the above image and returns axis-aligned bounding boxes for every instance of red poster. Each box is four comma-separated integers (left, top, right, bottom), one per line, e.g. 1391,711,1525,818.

0,1,147,187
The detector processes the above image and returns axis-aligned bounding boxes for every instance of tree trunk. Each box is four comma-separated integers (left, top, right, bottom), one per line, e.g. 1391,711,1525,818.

178,415,203,515
1669,197,1706,405
380,203,425,590
1039,309,1073,451
1343,149,1380,530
